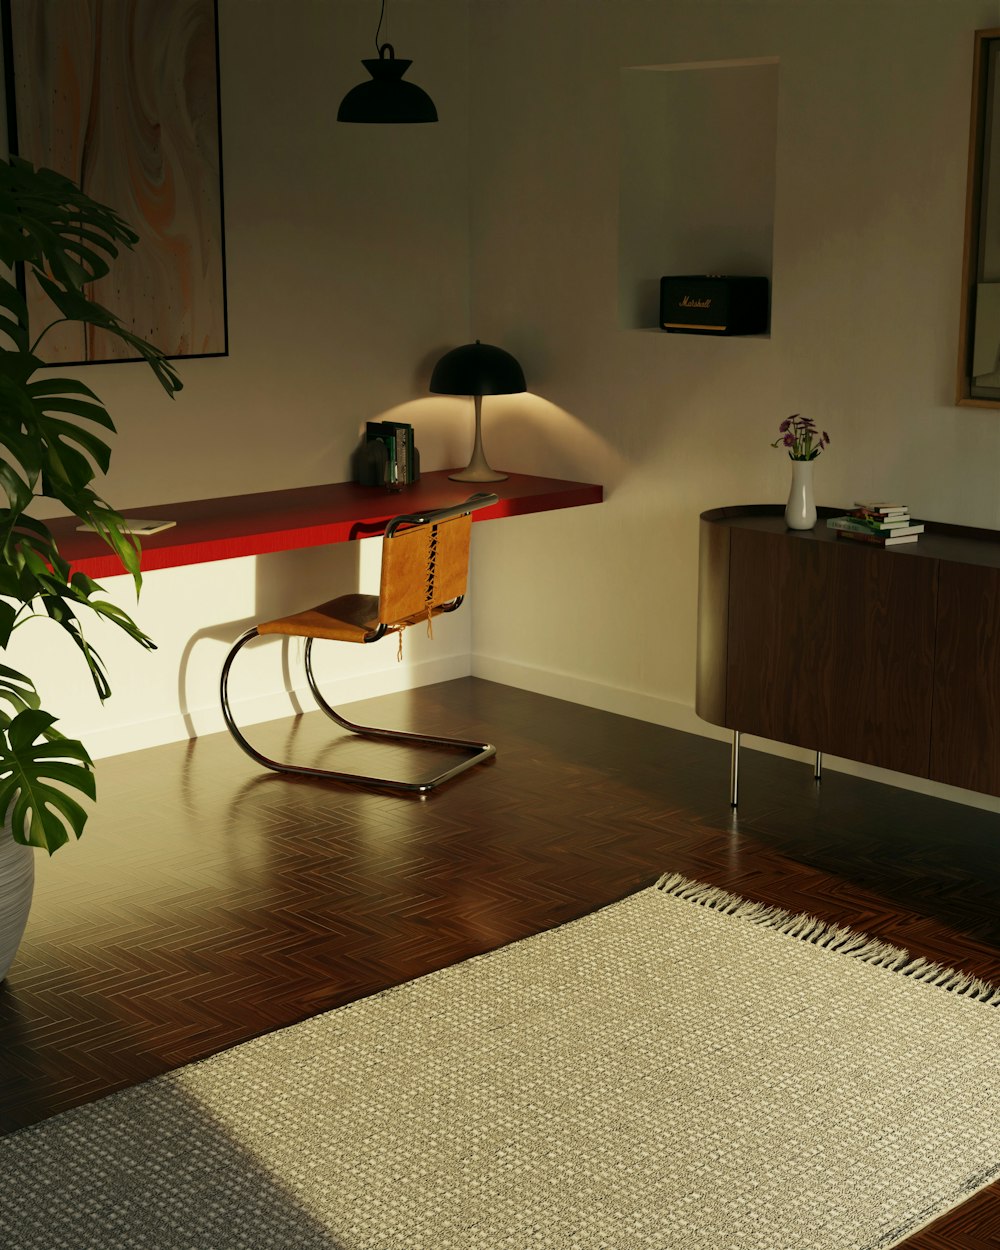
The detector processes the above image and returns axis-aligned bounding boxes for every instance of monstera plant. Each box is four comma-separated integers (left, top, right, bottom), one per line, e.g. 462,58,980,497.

0,156,181,974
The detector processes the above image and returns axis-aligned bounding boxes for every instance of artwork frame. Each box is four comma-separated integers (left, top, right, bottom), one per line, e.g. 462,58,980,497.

0,0,228,367
957,28,1000,406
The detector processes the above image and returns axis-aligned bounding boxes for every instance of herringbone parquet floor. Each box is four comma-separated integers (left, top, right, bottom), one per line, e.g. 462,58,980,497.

2,677,999,1248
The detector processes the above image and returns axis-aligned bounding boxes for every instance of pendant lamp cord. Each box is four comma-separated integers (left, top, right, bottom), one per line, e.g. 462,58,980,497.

374,0,388,55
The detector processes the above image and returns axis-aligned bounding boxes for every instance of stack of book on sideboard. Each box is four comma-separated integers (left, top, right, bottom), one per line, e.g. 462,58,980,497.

826,502,924,546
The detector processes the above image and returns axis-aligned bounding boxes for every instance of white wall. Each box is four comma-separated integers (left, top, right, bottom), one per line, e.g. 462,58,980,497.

466,0,1000,812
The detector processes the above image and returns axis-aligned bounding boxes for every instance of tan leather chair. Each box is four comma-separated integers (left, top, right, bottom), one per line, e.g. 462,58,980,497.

220,492,498,792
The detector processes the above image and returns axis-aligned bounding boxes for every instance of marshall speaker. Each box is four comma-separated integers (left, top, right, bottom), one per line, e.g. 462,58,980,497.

660,275,769,335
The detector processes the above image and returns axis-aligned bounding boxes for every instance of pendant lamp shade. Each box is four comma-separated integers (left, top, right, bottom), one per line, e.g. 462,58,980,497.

430,340,526,483
337,44,437,123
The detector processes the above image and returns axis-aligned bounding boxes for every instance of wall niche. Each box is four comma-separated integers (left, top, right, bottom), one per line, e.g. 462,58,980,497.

618,57,779,333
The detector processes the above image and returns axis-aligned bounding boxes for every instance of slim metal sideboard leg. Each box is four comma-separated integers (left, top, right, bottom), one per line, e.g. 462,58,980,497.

815,750,823,781
730,730,741,807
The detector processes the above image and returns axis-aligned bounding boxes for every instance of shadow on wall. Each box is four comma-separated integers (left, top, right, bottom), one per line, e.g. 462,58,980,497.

486,395,629,487
177,542,366,736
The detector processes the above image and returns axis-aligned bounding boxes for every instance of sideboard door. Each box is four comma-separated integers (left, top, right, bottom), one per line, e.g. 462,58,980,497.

930,561,1000,796
724,528,937,777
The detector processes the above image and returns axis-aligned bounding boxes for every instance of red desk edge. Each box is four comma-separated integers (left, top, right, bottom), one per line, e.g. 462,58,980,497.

47,470,604,579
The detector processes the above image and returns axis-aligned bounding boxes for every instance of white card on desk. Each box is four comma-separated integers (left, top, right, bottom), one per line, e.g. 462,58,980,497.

76,518,177,535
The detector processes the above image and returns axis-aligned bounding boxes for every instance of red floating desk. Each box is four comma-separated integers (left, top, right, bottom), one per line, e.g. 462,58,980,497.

47,471,604,580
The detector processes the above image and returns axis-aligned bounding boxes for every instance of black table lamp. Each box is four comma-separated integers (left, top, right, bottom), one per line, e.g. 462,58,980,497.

429,340,526,482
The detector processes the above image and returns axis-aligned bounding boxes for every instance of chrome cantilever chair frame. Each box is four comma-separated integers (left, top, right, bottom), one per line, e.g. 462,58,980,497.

219,493,498,794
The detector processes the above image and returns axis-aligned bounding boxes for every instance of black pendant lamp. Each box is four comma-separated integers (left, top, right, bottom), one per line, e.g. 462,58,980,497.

337,0,437,124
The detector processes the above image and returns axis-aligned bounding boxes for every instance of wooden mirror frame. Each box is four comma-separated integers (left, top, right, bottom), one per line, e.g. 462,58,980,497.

957,28,1000,406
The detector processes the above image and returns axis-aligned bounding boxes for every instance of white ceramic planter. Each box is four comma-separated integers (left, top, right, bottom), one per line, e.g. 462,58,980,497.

0,828,34,981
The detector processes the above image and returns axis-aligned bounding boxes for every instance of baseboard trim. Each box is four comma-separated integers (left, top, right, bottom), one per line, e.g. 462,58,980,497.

78,648,1000,814
471,654,1000,815
87,654,472,761
471,654,714,738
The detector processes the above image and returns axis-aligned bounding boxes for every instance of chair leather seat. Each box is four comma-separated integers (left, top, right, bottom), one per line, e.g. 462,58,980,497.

257,593,381,643
257,593,457,644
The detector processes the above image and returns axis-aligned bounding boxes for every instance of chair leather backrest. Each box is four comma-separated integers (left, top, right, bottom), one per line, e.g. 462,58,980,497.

378,512,472,626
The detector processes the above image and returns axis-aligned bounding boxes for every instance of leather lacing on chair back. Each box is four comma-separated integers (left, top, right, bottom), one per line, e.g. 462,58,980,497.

379,512,472,657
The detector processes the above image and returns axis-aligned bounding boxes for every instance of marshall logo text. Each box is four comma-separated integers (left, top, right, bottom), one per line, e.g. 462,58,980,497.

660,274,768,335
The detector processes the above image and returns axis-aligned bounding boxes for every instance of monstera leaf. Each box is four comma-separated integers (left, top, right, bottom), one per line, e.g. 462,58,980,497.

0,284,29,354
33,275,181,394
0,156,182,397
0,709,95,853
0,672,97,853
0,157,134,287
0,664,41,719
1,515,153,700
0,157,184,853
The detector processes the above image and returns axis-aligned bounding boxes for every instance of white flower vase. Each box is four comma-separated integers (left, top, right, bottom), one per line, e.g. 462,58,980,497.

0,827,34,982
785,459,817,530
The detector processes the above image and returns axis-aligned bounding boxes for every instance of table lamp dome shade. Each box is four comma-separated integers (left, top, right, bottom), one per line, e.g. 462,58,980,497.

429,340,526,397
430,341,526,483
337,44,438,123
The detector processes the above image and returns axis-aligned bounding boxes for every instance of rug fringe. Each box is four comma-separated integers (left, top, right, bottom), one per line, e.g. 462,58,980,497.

655,872,1000,1006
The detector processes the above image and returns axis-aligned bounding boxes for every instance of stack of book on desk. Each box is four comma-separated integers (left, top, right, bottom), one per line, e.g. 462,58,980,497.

827,502,924,546
363,420,418,488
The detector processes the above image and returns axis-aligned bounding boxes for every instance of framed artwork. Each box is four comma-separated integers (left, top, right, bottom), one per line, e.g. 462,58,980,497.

957,28,1000,406
1,0,228,365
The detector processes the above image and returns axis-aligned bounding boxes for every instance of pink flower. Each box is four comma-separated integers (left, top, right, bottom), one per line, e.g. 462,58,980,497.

771,414,829,460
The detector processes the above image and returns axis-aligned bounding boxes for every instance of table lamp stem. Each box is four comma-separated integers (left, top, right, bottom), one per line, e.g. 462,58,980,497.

449,394,508,482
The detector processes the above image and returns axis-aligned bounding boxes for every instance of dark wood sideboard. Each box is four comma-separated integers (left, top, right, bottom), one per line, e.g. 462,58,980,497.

697,505,1000,798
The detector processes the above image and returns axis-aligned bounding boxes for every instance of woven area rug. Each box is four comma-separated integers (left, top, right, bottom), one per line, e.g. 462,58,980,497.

1,874,999,1250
